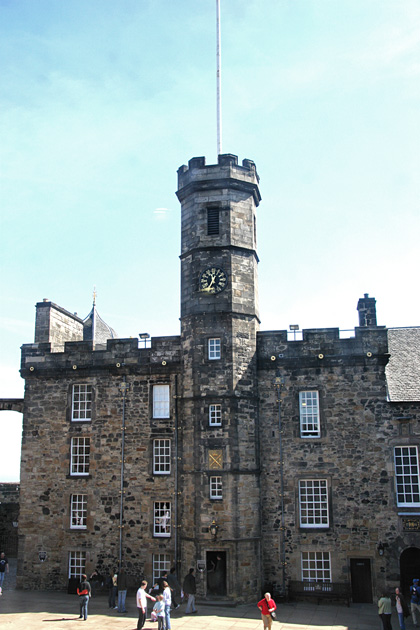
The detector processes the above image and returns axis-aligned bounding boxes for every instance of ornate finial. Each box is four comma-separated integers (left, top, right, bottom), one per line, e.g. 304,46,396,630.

93,286,97,306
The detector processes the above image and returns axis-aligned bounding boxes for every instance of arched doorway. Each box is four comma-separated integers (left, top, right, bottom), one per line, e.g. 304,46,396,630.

400,547,420,596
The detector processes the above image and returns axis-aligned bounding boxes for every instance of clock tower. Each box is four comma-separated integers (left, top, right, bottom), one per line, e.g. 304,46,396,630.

176,153,262,600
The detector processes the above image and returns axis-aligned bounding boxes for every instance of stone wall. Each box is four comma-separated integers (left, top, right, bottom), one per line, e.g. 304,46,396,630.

257,325,420,596
0,483,20,557
35,301,84,351
18,336,181,590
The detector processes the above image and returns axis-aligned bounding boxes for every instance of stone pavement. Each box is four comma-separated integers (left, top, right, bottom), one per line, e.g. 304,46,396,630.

0,587,389,630
0,560,395,630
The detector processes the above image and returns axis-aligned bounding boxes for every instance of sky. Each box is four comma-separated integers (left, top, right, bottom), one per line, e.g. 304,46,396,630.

1,0,419,482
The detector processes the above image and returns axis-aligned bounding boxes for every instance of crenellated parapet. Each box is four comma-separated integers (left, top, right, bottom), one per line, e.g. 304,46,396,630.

20,335,181,377
257,325,389,369
177,153,261,206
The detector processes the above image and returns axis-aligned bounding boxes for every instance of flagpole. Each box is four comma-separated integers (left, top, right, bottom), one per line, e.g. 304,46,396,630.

216,0,222,156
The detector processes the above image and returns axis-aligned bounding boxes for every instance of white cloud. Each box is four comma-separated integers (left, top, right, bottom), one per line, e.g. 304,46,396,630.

153,207,172,220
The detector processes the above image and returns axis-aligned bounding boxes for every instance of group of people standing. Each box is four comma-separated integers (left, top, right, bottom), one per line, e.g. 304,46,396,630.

378,579,420,630
77,565,194,624
136,567,197,630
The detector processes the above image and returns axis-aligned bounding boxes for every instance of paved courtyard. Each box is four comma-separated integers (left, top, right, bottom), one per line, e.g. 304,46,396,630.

0,559,392,630
0,586,384,630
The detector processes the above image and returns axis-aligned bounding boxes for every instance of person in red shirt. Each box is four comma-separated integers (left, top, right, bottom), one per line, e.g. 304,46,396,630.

257,592,277,630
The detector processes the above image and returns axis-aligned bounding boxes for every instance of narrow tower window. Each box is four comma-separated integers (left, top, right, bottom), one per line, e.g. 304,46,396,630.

153,384,170,418
209,404,222,426
210,476,223,499
299,391,320,438
208,338,221,360
207,208,220,235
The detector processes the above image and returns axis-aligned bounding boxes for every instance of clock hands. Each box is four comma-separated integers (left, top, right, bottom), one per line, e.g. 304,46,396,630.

199,267,227,293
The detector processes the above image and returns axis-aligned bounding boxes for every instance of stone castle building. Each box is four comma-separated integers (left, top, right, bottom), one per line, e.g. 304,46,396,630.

15,154,420,601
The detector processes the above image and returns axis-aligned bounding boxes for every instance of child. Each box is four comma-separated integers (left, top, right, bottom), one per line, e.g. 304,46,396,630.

153,594,165,630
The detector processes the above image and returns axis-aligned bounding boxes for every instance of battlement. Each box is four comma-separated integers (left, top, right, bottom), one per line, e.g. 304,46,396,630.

21,335,181,376
257,325,389,368
177,154,261,205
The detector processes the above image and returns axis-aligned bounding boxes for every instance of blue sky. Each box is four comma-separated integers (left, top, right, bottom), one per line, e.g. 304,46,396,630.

1,0,419,481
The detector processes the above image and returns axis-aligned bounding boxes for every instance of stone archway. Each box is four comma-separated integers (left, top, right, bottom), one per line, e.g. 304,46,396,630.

400,547,420,596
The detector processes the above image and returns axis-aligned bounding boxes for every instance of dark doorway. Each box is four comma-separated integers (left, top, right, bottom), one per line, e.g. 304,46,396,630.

206,551,226,596
350,558,373,603
400,547,420,597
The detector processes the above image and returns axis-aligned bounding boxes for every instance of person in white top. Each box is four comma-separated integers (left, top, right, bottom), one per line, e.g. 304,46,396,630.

162,580,172,630
136,580,156,630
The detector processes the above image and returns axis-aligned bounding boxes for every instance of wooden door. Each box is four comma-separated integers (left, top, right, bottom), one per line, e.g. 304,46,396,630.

350,558,373,603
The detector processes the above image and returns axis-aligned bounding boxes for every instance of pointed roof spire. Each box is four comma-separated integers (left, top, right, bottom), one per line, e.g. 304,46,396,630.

83,290,117,348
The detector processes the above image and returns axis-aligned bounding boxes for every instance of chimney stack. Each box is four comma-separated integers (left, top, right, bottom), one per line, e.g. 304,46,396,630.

357,294,377,327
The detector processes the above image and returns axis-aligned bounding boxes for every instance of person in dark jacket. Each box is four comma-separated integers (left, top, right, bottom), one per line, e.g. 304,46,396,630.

410,578,420,627
77,574,91,621
167,567,181,609
394,587,410,630
107,569,118,608
183,568,197,614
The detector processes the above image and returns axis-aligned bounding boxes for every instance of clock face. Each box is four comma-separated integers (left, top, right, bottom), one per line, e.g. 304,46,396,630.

199,267,228,294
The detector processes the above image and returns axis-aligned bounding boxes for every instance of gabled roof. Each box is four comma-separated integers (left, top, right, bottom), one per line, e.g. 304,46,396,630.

386,328,420,402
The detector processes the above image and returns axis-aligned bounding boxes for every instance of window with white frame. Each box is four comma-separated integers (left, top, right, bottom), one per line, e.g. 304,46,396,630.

299,391,320,437
72,384,92,421
153,439,171,474
70,494,87,529
299,479,329,527
301,551,331,582
394,446,420,507
154,502,171,537
68,551,86,579
152,553,171,584
208,338,221,360
210,475,223,499
70,437,90,476
209,404,222,426
153,385,170,418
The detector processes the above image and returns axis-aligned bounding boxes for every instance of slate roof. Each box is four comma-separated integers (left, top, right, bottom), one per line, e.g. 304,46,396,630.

83,304,117,348
386,327,420,402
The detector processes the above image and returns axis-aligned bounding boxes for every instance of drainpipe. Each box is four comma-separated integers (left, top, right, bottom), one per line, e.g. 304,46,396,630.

119,375,129,569
174,375,180,571
274,372,286,595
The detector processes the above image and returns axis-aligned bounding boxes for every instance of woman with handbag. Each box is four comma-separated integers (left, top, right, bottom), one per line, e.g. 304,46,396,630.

257,592,277,630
